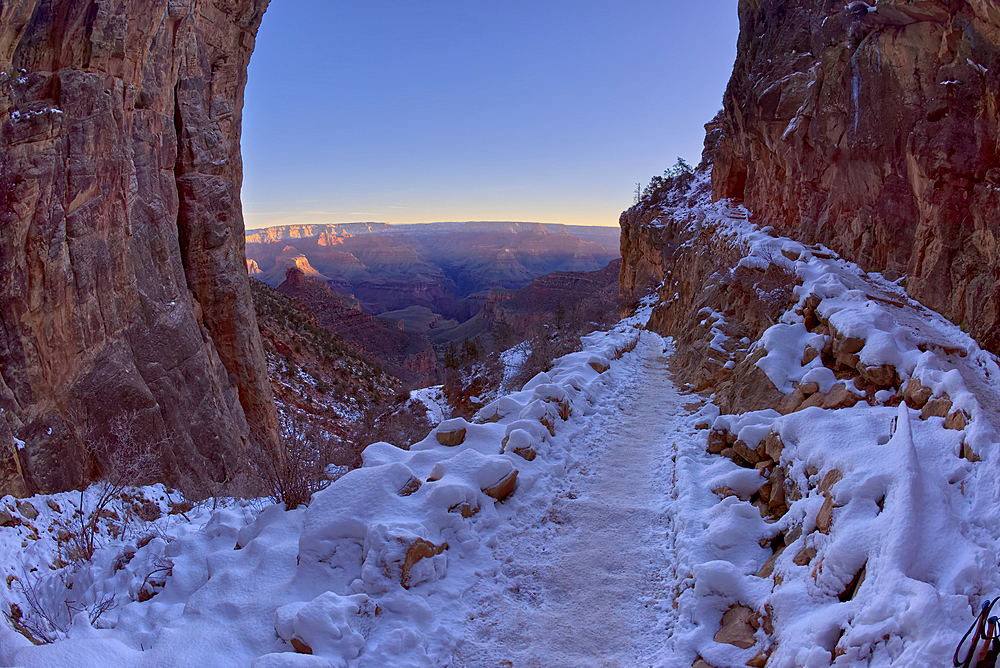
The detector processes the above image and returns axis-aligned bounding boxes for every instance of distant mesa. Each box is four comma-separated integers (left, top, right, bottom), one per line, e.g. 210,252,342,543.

257,246,334,286
277,268,440,386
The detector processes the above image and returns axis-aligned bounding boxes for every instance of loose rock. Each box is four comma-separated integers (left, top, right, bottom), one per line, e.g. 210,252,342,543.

921,398,953,420
483,470,518,501
713,605,757,649
903,378,932,409
945,410,968,431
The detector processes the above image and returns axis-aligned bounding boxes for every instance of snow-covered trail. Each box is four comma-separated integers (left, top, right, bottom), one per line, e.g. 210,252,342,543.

459,335,683,667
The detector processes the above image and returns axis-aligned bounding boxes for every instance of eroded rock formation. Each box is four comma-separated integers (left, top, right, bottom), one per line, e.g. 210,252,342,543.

277,268,441,387
713,0,1000,352
0,0,279,495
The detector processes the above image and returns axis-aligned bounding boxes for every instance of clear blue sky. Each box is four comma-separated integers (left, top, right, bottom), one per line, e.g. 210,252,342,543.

241,1,739,228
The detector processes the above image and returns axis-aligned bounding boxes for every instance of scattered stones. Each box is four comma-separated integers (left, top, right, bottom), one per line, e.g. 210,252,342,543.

46,500,60,513
707,429,728,454
857,362,896,389
513,446,537,462
818,469,842,494
733,440,762,465
839,563,867,602
962,442,981,463
746,648,770,668
760,603,775,635
799,381,819,395
449,503,479,518
0,510,13,527
816,494,834,534
801,347,820,365
778,387,807,414
756,544,786,578
759,482,772,504
713,604,758,649
764,433,783,462
793,546,817,566
436,421,468,446
290,637,313,654
903,379,932,409
401,539,448,589
833,333,865,356
589,361,610,374
714,487,751,502
767,470,786,513
821,383,864,410
398,477,422,497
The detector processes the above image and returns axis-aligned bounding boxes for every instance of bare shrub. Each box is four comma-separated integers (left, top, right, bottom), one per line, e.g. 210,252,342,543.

348,392,434,457
7,570,116,643
62,412,161,564
251,414,338,510
751,249,798,319
510,327,582,391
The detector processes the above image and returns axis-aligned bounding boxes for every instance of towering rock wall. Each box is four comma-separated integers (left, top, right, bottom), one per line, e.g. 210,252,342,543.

713,0,1000,351
0,0,280,495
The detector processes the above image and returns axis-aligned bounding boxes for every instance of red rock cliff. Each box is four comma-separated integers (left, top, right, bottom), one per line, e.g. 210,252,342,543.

0,0,280,494
713,0,1000,351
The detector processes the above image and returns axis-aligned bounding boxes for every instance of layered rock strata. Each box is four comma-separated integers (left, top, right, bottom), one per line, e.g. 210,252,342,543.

277,268,440,387
713,0,1000,352
0,0,279,494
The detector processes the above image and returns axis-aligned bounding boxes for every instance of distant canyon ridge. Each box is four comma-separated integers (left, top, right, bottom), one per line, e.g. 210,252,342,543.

245,222,621,385
246,222,619,319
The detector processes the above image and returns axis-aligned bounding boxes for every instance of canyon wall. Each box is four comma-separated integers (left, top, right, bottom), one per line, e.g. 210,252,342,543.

0,0,280,495
712,0,1000,352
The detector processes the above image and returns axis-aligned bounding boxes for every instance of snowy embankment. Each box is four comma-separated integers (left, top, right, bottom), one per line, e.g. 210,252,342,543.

3,191,1000,667
0,318,647,667
654,195,1000,668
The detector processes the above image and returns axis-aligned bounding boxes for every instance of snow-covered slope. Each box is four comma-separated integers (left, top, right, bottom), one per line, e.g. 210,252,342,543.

2,187,1000,667
629,182,1000,668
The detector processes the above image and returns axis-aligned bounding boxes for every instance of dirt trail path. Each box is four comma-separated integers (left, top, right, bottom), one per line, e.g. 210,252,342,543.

460,335,683,667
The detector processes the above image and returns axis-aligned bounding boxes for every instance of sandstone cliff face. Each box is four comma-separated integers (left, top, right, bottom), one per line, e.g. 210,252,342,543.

0,0,279,495
713,0,1000,352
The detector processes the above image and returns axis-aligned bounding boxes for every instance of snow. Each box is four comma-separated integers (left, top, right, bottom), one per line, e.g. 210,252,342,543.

408,386,448,426
3,184,1000,667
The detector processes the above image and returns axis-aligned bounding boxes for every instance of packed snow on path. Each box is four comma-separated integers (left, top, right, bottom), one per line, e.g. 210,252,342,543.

458,335,682,667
